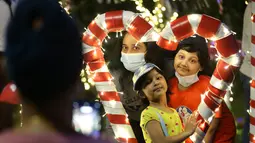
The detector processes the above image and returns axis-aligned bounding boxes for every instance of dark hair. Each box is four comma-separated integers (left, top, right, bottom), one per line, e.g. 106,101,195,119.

108,32,153,91
145,42,176,79
5,0,83,133
136,68,171,106
176,35,213,76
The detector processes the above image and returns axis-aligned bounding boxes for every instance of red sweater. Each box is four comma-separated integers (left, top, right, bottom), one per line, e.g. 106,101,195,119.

168,75,236,142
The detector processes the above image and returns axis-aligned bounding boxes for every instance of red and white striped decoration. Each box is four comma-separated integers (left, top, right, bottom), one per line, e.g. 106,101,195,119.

250,0,255,142
158,14,242,142
82,10,159,143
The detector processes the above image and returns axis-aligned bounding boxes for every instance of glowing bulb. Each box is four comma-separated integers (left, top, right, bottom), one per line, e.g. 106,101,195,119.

161,7,166,11
211,36,217,41
84,83,90,90
245,1,248,5
158,13,163,18
80,106,93,114
136,6,141,10
229,97,233,102
159,19,163,23
173,12,178,17
81,77,87,83
88,78,94,85
224,65,229,69
118,92,124,95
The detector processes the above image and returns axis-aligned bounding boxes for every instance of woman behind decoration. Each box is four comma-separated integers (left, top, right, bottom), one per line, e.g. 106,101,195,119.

107,32,175,142
168,35,236,142
133,63,200,143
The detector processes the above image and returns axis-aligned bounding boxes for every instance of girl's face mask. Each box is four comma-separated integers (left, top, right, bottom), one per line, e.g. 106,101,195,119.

120,52,146,72
175,71,199,87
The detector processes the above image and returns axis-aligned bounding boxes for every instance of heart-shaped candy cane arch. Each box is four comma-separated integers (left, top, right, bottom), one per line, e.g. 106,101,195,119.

157,14,242,142
250,1,255,142
82,10,159,143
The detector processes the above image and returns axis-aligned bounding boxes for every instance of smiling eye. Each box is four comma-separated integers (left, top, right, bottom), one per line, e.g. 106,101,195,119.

179,55,185,59
156,76,163,80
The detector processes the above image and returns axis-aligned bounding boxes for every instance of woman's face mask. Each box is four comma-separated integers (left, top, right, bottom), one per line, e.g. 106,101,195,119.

175,71,199,87
120,52,146,72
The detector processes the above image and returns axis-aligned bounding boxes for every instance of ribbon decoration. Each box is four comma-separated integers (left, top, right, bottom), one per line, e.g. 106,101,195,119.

250,0,255,142
82,10,159,143
158,14,242,142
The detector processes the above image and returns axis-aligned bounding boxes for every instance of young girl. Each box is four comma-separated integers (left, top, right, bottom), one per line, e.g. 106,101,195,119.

107,32,175,142
168,35,236,142
133,63,200,143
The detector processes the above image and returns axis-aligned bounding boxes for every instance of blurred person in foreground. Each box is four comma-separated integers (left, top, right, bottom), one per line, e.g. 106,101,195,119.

0,0,111,142
0,0,19,133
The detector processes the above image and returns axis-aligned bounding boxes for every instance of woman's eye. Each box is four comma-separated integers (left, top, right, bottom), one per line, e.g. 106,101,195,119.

190,59,197,63
122,46,127,51
133,46,139,50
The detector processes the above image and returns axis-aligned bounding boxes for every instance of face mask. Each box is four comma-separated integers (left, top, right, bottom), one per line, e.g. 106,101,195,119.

120,52,146,72
175,71,199,87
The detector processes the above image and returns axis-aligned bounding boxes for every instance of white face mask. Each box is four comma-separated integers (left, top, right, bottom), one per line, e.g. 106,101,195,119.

175,71,199,87
120,52,146,72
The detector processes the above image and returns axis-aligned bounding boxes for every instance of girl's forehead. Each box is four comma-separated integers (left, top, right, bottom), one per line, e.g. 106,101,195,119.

177,49,198,58
147,69,160,77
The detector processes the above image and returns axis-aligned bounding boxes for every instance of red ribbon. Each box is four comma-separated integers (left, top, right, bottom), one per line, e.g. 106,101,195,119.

171,16,194,41
99,91,121,102
203,93,220,112
88,21,107,42
196,114,209,132
127,16,152,41
251,80,255,88
156,36,178,51
215,34,239,57
82,33,100,47
250,116,255,126
212,60,235,83
106,114,130,125
251,56,255,67
87,60,105,71
197,15,221,39
208,84,226,98
105,10,124,32
116,138,138,143
252,35,255,45
93,72,112,82
250,100,255,109
83,48,104,63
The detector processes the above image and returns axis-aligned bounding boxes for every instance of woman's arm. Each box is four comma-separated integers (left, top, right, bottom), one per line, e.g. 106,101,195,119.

203,117,220,143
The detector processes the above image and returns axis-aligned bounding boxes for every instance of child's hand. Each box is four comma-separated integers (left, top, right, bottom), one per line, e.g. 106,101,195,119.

184,111,201,135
